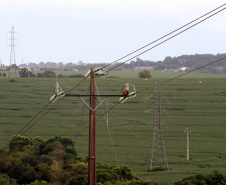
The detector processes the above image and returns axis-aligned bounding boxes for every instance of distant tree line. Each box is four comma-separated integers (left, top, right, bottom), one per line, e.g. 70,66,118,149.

18,61,107,72
152,53,226,74
4,53,226,74
124,53,226,74
19,69,85,78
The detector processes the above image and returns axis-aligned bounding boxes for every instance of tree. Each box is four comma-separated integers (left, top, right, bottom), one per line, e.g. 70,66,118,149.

138,69,152,78
0,175,17,185
36,163,51,182
1,135,160,185
37,70,56,78
175,170,226,185
11,64,19,70
19,68,36,77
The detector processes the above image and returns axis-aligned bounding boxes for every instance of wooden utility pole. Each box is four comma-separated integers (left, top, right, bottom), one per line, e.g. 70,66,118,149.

88,68,96,185
64,67,127,185
184,128,191,160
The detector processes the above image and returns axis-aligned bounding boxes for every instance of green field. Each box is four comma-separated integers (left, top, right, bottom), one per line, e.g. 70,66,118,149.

1,72,226,184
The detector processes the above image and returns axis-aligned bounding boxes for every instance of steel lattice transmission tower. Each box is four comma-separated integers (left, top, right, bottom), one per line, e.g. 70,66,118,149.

8,26,17,81
148,80,168,171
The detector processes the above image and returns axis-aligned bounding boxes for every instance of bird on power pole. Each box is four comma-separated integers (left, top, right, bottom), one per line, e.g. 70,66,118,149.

184,128,191,160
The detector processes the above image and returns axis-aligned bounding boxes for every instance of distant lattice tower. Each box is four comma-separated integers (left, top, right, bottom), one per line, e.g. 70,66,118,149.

148,80,168,171
8,26,17,81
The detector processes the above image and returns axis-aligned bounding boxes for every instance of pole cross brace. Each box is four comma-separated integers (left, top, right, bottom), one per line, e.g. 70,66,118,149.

79,97,107,112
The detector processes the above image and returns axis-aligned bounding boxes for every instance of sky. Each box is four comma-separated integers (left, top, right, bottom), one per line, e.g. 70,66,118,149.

0,0,225,65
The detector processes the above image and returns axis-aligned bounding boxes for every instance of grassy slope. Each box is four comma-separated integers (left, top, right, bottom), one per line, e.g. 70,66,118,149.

0,72,226,184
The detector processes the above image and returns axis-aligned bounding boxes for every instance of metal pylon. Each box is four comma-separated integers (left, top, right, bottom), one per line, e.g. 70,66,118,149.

148,81,168,171
8,26,17,81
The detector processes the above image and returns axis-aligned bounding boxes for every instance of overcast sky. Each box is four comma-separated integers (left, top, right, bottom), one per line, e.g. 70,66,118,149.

0,0,225,65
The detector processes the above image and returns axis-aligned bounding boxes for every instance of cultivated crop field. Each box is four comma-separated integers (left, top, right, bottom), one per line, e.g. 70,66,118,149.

0,71,226,185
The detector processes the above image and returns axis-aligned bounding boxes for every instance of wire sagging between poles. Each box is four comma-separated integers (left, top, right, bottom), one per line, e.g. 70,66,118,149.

101,3,225,70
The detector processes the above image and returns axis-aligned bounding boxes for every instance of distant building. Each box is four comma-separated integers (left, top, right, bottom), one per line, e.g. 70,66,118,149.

179,67,190,71
0,67,6,71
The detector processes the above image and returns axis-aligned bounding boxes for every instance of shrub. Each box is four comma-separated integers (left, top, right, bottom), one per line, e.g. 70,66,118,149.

68,74,84,78
138,69,152,78
9,78,17,82
146,166,168,172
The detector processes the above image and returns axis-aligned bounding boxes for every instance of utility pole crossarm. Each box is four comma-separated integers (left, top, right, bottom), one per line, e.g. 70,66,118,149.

65,94,127,97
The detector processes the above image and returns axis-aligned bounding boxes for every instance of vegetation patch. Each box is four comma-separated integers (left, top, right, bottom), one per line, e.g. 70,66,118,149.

0,135,159,185
9,78,17,82
146,166,169,172
175,170,226,185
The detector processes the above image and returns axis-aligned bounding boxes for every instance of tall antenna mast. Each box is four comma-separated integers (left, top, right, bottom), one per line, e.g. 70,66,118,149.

8,26,17,81
148,80,168,171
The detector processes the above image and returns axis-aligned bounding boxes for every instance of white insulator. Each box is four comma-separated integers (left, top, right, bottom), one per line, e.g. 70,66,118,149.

85,67,108,78
54,82,59,93
124,83,129,91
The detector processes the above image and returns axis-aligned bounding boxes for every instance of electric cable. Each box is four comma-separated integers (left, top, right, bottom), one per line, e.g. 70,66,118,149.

96,83,125,184
65,2,224,91
18,77,89,136
6,55,226,183
74,85,90,144
101,3,225,70
0,101,51,152
106,124,125,184
135,56,226,94
107,7,226,72
0,77,90,153
2,4,226,183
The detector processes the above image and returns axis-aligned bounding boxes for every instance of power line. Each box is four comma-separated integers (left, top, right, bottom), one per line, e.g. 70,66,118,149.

60,4,225,95
3,4,223,155
0,77,90,152
3,56,226,183
2,4,226,182
0,101,51,152
107,7,226,72
136,56,226,94
101,3,225,70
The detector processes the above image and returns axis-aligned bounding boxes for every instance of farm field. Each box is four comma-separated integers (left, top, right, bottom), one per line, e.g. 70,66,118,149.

0,73,226,184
